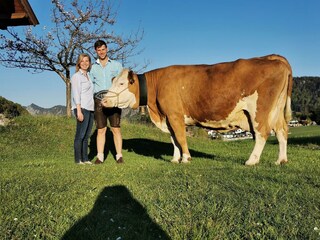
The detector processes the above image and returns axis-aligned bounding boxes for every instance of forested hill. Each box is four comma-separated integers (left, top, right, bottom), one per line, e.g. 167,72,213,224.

0,96,29,118
292,77,320,117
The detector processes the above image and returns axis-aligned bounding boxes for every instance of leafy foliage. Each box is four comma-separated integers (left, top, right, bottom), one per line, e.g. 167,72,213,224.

0,0,143,72
292,76,320,123
0,96,29,118
0,0,144,117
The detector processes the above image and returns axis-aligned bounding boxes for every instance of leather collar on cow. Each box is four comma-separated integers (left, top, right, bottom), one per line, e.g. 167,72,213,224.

137,74,147,106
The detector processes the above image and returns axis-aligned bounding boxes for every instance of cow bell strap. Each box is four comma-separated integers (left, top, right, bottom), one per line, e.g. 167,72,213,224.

137,74,147,106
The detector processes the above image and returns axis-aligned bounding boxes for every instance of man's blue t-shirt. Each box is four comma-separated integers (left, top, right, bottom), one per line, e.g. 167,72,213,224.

89,58,123,93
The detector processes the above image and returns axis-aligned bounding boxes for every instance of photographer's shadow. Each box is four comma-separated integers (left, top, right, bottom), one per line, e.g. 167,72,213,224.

61,185,170,240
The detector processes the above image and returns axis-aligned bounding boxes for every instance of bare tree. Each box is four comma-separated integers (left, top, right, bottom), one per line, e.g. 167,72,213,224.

0,0,144,117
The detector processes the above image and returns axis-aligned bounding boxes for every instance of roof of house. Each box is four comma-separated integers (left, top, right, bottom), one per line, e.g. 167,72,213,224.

0,0,39,30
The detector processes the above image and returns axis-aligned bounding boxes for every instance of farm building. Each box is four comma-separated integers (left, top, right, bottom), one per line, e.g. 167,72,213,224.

0,0,39,30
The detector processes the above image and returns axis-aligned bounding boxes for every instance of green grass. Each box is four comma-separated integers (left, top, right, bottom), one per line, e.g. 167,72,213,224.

1,116,320,239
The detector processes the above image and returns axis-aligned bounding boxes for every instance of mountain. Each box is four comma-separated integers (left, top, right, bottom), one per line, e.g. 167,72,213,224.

25,103,141,118
26,104,67,116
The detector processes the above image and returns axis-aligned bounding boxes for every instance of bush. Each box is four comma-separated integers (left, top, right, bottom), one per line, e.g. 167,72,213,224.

0,96,29,118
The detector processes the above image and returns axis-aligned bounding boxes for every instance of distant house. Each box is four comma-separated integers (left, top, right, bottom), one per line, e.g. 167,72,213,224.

0,0,39,30
208,128,253,140
288,120,300,127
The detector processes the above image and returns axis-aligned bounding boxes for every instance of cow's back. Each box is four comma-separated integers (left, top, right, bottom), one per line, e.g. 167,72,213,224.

145,57,290,130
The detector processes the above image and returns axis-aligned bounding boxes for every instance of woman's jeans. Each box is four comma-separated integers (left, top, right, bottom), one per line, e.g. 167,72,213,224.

74,109,94,163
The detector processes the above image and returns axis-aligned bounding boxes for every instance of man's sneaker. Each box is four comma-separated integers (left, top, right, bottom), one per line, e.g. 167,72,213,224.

84,161,93,165
116,157,124,164
76,162,84,165
94,158,103,164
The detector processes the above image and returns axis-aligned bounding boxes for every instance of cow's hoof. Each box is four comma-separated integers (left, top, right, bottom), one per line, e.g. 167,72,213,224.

181,158,191,164
245,160,258,166
171,159,180,164
275,159,288,165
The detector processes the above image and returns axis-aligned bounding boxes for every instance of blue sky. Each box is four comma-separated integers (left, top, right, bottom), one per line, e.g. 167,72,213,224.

1,0,319,108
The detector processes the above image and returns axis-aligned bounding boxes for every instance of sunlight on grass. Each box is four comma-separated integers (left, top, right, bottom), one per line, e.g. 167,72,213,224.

0,116,319,239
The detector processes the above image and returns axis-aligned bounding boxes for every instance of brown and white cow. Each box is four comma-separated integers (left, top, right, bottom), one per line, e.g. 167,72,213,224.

101,54,293,165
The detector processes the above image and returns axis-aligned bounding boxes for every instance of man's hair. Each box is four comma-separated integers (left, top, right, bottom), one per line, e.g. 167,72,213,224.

94,40,107,50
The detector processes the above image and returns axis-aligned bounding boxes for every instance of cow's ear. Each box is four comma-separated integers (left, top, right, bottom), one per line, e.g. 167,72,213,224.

128,70,135,84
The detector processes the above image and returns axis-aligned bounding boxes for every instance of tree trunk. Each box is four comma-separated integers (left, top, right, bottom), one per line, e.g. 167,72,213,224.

66,80,72,118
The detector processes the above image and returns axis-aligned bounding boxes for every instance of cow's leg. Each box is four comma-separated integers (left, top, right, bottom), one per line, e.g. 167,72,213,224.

275,127,288,165
167,117,191,163
170,135,181,163
245,132,267,166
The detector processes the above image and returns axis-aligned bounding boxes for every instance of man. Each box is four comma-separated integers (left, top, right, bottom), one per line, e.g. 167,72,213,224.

90,40,124,164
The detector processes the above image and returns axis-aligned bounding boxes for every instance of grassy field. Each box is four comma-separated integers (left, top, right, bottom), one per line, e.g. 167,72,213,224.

0,115,320,240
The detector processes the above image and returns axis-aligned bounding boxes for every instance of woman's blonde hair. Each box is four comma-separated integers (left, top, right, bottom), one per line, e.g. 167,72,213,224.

76,53,91,72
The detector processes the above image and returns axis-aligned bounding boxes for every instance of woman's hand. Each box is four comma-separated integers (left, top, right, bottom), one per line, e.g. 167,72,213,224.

77,111,84,122
77,107,84,122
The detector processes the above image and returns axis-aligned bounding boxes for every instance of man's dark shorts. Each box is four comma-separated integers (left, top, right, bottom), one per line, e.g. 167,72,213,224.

94,98,122,129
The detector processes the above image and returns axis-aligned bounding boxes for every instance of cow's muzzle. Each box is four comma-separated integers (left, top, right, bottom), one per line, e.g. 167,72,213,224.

95,88,128,108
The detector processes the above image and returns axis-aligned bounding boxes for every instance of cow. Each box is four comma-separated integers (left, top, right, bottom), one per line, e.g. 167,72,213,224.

101,54,293,165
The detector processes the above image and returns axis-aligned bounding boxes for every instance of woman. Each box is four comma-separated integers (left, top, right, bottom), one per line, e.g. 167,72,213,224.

71,53,94,164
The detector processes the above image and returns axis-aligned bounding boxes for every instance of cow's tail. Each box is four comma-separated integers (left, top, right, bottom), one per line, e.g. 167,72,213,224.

284,66,293,123
268,54,292,123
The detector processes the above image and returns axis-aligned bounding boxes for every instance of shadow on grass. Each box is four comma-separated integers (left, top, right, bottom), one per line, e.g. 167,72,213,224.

288,136,320,146
122,138,215,161
268,135,320,147
61,185,170,240
88,128,215,162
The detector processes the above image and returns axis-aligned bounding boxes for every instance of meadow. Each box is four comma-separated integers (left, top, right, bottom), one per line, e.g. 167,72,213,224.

0,115,320,240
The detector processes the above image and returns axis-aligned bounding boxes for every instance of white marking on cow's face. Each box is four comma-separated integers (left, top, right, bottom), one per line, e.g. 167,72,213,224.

101,69,137,109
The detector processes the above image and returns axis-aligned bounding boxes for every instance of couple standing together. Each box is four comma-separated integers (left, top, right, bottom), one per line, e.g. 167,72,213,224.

71,40,124,165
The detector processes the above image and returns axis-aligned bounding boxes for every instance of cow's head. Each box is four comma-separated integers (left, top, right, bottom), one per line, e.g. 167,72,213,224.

101,69,140,109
